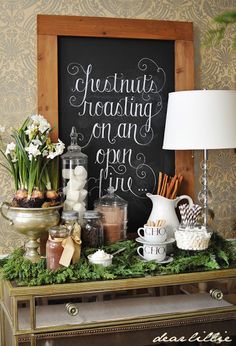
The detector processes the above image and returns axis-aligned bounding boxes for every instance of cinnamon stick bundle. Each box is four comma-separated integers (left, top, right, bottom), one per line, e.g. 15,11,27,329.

156,172,183,199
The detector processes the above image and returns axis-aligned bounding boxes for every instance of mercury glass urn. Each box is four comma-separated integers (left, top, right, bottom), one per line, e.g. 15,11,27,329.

0,203,62,263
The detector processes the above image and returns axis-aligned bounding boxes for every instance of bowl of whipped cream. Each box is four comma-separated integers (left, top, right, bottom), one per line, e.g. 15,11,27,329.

88,249,113,267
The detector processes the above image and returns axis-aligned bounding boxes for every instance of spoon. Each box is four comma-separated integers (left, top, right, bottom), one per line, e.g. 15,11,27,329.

111,247,126,256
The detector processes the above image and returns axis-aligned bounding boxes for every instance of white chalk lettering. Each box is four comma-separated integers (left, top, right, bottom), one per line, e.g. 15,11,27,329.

67,57,167,198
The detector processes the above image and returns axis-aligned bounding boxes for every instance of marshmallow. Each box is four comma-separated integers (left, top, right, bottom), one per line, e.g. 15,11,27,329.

66,190,80,202
67,177,86,191
62,168,74,180
64,199,75,211
78,189,87,202
67,189,87,203
73,202,86,214
74,165,87,179
175,227,212,250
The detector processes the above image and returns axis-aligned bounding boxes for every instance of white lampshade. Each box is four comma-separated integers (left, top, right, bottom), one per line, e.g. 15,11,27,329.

163,90,236,150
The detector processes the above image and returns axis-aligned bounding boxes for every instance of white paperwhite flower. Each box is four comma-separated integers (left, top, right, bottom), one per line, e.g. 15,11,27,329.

42,149,49,157
0,114,63,193
5,142,17,162
25,124,37,138
56,139,65,155
0,125,5,133
47,151,57,160
25,115,51,139
25,143,41,161
5,142,16,155
32,138,42,146
11,156,18,163
47,139,65,159
30,114,51,134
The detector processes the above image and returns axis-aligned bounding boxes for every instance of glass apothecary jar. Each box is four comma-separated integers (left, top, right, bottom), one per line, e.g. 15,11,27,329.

94,187,128,244
46,226,69,271
61,126,88,216
81,210,104,248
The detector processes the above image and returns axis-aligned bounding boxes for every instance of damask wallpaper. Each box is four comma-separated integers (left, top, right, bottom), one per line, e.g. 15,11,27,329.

0,0,236,253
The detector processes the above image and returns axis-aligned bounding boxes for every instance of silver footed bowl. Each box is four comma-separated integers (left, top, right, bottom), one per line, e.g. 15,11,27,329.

0,202,62,263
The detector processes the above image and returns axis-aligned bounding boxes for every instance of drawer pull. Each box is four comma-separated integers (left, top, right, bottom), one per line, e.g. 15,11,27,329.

66,303,79,316
209,288,223,300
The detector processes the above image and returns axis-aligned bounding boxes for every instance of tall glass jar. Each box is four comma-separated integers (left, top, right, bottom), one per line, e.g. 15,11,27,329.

46,226,69,271
94,187,128,244
61,126,88,217
81,210,104,248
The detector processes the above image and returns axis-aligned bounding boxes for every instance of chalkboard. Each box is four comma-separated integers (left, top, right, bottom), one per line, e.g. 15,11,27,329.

58,36,175,231
37,15,195,235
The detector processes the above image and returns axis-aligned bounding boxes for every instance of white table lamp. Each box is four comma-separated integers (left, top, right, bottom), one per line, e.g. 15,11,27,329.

163,90,236,229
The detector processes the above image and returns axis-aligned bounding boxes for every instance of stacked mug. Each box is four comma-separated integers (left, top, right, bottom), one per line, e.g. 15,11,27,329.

136,221,175,262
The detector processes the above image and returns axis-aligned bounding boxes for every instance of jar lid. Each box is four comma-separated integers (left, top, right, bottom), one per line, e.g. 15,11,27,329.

61,126,87,159
48,225,69,238
94,186,127,207
83,210,101,219
61,210,78,221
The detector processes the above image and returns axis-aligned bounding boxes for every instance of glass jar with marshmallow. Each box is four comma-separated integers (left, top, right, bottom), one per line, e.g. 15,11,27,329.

61,126,88,218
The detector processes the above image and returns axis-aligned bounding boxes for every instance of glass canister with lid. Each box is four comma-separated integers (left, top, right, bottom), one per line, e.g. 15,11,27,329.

61,126,88,217
94,187,128,244
81,210,104,248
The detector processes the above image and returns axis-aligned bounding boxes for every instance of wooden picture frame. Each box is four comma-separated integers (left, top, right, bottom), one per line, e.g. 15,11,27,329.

37,14,195,198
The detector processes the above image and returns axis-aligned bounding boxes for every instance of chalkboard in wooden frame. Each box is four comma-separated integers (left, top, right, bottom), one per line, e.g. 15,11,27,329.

37,15,194,233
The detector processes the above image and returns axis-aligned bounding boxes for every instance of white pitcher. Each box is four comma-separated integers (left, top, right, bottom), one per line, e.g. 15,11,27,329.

146,193,193,238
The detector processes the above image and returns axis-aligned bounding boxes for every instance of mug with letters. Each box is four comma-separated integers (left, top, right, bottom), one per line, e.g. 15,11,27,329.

137,243,166,262
137,225,167,243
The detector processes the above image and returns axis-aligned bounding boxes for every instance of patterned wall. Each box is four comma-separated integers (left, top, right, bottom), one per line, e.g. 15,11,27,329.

0,0,236,253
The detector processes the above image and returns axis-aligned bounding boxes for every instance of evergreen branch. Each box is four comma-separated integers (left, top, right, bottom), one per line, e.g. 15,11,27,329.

2,237,236,287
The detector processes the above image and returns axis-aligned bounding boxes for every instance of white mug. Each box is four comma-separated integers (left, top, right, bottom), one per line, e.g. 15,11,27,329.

137,225,167,243
137,243,166,262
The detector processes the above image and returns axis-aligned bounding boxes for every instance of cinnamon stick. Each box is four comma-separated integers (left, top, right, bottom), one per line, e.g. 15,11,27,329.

157,172,162,195
166,174,177,199
177,174,183,194
156,172,184,199
157,172,163,195
170,179,179,199
160,174,168,196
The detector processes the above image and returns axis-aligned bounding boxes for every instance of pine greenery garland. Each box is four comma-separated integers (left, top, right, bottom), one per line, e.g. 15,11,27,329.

0,234,235,287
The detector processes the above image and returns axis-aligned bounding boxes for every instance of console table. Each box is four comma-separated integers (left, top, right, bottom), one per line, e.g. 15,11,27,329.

1,268,236,346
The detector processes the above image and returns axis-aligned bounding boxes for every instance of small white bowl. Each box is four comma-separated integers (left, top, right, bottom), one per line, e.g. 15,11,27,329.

87,254,113,267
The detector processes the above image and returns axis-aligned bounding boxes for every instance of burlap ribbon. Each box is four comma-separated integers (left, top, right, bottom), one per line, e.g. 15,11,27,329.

59,223,82,267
